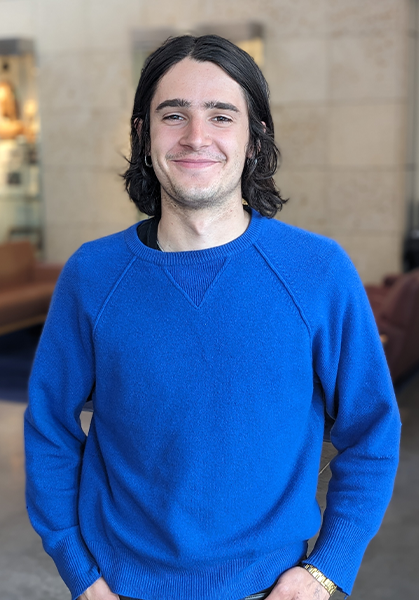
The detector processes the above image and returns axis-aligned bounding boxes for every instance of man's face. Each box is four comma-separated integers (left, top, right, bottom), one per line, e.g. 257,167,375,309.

148,58,250,211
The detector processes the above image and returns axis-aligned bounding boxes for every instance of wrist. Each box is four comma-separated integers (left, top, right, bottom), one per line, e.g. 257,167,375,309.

299,563,338,597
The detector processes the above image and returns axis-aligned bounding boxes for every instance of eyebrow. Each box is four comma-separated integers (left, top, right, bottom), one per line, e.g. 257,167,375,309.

155,99,191,111
204,101,239,112
155,99,240,113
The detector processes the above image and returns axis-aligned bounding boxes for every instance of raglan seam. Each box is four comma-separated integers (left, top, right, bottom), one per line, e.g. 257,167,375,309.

255,234,342,342
92,255,138,336
254,242,314,343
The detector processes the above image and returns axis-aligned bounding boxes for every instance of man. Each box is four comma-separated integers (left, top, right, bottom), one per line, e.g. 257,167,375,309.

25,35,401,600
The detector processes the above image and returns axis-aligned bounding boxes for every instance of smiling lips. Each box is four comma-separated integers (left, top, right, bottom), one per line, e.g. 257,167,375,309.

173,160,218,169
169,155,224,169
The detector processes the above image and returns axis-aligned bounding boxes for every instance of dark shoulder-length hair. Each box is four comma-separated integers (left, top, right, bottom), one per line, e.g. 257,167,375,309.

122,34,287,218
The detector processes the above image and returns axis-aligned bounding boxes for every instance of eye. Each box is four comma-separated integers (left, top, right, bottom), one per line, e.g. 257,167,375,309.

162,114,184,121
212,115,233,123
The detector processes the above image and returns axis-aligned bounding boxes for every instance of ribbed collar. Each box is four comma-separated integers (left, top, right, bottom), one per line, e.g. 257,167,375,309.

124,208,264,266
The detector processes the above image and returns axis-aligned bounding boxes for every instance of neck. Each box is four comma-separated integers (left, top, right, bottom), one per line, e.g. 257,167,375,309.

157,198,251,252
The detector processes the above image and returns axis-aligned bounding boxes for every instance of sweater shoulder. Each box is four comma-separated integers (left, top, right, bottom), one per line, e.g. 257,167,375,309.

73,227,135,268
257,217,352,282
256,218,365,332
55,226,138,322
68,226,135,274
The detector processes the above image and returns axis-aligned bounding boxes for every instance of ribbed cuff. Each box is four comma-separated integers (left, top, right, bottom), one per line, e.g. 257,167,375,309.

50,527,101,600
302,515,371,595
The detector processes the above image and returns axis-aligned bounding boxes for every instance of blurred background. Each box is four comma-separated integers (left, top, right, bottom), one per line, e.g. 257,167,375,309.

0,0,418,599
0,0,415,279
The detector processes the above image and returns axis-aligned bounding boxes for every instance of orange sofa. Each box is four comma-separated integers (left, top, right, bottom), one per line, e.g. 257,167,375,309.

365,268,419,382
0,241,62,336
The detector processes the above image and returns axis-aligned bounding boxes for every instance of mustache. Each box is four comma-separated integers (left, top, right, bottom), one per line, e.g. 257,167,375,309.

166,152,226,161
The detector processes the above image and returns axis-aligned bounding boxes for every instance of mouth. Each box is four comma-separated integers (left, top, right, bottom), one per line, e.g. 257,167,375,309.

171,158,220,169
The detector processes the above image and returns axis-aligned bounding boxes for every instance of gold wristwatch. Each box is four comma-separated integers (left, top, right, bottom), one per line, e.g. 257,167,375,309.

302,564,338,596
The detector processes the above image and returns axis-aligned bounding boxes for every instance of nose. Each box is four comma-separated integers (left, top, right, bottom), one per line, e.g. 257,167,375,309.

179,115,212,151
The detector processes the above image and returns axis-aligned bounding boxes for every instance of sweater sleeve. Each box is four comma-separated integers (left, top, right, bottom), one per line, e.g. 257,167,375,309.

302,244,401,595
24,251,101,599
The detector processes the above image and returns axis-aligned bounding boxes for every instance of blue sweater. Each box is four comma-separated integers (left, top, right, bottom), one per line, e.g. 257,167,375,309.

25,210,400,600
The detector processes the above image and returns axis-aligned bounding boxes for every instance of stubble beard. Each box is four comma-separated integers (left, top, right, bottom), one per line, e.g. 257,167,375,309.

160,168,243,213
161,183,228,212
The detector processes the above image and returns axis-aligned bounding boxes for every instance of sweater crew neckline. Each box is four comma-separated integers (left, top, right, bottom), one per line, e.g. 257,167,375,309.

124,208,264,265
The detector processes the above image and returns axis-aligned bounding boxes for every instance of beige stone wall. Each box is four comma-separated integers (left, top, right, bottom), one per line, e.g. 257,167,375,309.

0,0,410,281
268,0,409,283
34,0,141,261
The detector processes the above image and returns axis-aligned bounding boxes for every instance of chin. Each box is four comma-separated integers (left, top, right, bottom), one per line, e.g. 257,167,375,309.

167,186,224,208
173,195,220,211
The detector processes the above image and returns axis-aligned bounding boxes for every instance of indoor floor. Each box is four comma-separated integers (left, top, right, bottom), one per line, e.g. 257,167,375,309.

0,372,418,600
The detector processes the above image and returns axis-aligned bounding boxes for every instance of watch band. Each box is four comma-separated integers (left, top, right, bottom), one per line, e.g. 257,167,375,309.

302,564,338,596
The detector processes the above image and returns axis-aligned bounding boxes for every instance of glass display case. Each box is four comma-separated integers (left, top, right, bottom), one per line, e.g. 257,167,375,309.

0,39,42,251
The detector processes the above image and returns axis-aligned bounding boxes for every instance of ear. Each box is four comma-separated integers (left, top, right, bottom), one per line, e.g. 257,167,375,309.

246,121,266,159
135,118,143,136
246,142,254,159
135,119,151,154
249,122,266,157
